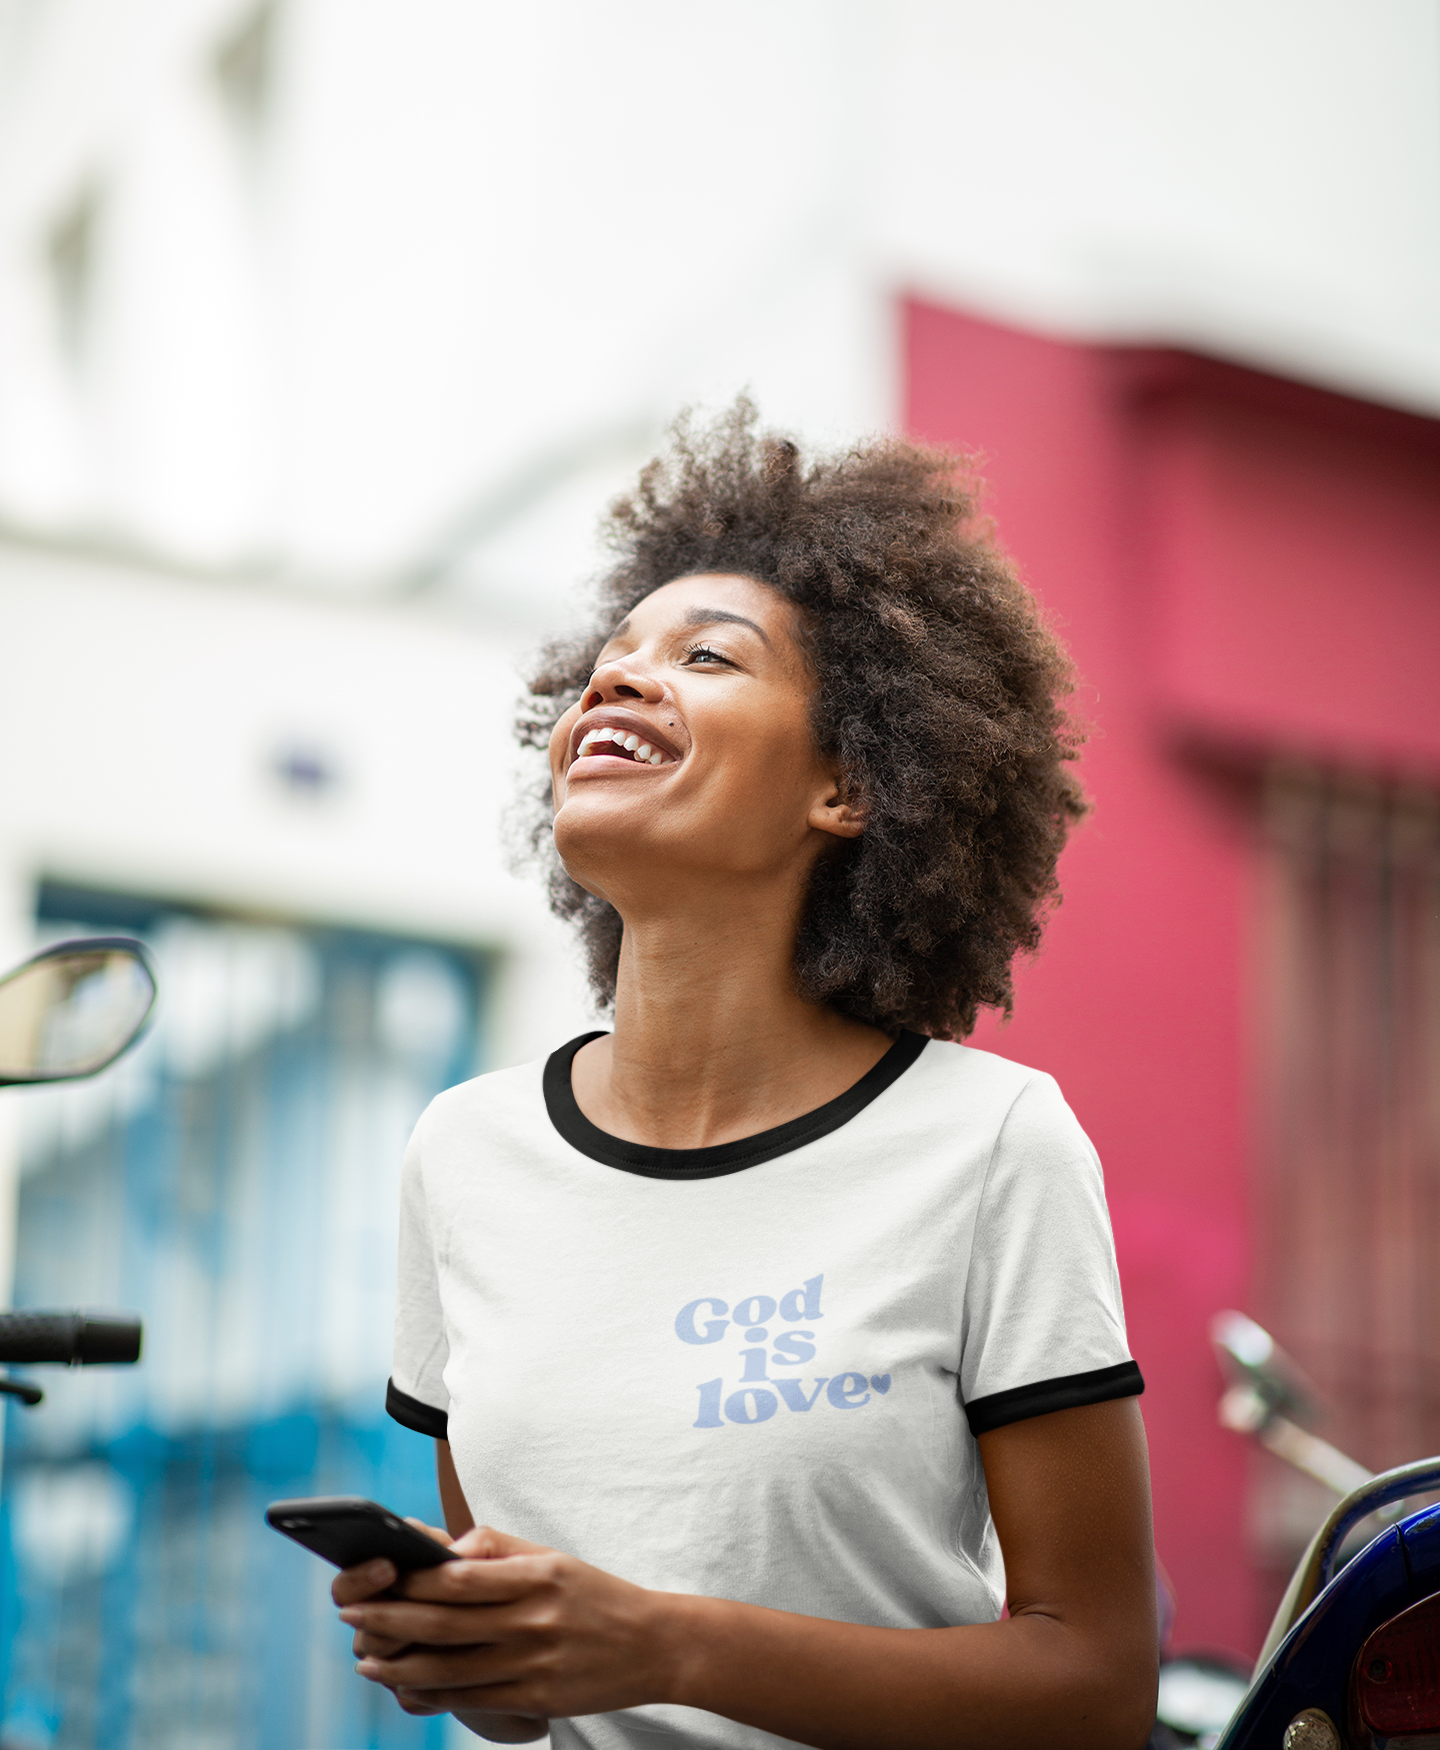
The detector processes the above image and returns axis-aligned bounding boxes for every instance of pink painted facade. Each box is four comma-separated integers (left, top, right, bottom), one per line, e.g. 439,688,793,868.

903,298,1440,1655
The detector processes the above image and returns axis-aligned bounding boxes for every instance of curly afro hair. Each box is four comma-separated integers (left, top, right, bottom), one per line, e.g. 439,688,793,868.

518,400,1087,1040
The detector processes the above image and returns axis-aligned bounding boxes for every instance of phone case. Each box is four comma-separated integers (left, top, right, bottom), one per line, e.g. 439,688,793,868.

265,1496,458,1570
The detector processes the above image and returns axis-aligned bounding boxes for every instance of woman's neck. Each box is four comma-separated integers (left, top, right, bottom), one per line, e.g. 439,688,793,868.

568,895,894,1150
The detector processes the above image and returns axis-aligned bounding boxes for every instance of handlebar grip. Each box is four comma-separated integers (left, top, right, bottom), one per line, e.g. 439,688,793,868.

0,1311,142,1365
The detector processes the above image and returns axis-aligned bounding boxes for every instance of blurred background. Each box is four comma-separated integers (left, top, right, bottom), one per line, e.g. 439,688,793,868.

0,1,1436,1745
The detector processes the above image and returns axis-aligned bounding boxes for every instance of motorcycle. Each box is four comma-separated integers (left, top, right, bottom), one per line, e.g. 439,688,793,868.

0,937,154,1402
1152,1312,1440,1749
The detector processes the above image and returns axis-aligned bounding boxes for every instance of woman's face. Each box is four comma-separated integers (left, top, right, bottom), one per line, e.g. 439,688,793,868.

548,574,860,905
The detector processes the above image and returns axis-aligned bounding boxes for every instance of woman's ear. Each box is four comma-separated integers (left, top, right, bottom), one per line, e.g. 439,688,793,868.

810,780,867,840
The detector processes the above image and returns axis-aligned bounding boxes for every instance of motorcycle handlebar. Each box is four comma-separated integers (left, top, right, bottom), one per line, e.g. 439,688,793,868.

0,1311,142,1366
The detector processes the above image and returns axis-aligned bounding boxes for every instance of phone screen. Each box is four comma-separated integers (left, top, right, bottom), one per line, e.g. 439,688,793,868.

265,1496,459,1571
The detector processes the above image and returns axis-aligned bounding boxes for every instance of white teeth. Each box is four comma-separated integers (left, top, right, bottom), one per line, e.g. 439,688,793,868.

576,724,672,765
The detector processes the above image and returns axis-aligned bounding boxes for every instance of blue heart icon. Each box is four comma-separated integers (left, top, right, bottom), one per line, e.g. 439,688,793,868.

870,1373,891,1394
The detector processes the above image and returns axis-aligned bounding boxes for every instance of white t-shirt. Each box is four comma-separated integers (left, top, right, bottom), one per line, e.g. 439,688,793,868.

389,1031,1141,1750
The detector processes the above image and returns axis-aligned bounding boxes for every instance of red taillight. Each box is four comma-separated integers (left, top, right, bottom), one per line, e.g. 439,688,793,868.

1352,1592,1440,1737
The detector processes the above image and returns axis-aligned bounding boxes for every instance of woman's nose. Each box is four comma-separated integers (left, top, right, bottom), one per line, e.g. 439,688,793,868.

581,659,663,711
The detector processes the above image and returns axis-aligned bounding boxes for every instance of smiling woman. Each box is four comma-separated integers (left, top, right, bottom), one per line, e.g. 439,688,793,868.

521,400,1088,1040
341,403,1158,1750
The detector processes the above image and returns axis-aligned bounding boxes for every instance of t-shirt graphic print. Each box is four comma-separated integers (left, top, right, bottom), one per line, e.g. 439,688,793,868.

388,1032,1143,1750
679,1273,886,1432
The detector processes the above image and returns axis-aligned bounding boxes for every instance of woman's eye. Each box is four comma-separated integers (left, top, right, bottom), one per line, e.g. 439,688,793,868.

683,643,730,666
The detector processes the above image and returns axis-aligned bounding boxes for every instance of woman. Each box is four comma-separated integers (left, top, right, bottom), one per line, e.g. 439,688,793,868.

335,405,1158,1748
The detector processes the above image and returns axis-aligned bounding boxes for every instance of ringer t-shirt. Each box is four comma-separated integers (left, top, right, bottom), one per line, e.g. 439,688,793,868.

388,1031,1142,1750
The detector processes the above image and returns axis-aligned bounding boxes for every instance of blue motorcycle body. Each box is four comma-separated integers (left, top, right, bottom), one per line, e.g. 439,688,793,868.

1216,1500,1440,1749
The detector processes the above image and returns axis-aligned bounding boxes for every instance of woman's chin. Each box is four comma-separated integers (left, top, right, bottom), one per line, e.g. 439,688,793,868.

554,805,657,893
555,780,659,831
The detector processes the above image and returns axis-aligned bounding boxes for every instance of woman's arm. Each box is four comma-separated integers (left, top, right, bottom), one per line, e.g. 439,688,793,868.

437,1439,475,1538
670,1397,1158,1748
341,1398,1158,1750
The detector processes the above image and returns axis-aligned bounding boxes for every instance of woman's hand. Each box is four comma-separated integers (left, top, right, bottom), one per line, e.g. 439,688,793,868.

331,1522,552,1741
336,1522,677,1728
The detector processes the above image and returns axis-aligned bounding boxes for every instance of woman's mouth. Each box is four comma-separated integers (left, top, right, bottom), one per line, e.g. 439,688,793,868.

574,726,675,767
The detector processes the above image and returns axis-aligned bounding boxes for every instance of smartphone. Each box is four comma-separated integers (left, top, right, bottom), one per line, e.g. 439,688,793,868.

265,1496,459,1572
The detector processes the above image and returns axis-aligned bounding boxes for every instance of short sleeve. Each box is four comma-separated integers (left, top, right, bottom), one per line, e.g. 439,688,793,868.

387,1123,450,1440
960,1072,1142,1436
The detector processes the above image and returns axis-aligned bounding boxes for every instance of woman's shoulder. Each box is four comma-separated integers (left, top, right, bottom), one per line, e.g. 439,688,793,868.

410,1052,549,1147
907,1034,1062,1107
904,1036,1090,1157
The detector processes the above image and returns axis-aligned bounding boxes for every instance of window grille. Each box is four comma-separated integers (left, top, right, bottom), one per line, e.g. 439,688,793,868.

1256,767,1440,1484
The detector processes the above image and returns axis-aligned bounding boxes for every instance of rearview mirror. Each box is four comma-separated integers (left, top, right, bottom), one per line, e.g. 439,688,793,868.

1211,1309,1319,1424
0,939,157,1086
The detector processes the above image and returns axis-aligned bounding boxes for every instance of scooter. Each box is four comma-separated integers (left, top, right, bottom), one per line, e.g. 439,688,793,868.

0,937,153,1402
1152,1312,1440,1749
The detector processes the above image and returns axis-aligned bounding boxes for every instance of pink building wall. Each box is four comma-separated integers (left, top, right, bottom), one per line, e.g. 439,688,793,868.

903,298,1440,1654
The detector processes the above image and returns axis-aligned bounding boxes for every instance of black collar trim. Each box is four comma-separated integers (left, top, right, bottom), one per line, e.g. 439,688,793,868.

542,1029,929,1180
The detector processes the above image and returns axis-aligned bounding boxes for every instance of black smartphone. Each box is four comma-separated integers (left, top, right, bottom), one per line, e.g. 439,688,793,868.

265,1496,459,1571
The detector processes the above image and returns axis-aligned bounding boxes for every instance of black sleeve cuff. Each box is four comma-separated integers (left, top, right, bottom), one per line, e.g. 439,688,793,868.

386,1378,449,1440
965,1359,1144,1436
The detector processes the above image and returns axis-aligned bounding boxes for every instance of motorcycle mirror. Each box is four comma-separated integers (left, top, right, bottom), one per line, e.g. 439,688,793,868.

0,938,156,1086
1211,1310,1320,1425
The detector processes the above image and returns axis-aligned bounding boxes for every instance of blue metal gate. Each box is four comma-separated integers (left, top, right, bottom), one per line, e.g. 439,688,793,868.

0,885,487,1750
